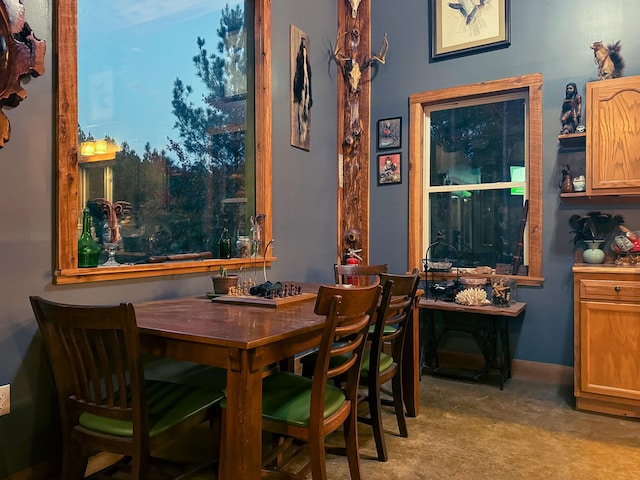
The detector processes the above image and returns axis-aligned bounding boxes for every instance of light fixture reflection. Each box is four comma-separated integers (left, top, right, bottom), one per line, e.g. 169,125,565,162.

79,138,119,162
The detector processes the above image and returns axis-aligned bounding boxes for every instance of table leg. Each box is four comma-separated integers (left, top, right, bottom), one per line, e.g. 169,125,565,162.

402,303,420,417
419,308,439,377
498,317,511,390
219,349,264,480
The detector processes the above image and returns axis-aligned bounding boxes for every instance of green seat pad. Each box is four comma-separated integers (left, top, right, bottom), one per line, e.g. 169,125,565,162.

368,324,397,335
360,350,393,377
260,372,346,427
79,380,224,438
301,347,393,378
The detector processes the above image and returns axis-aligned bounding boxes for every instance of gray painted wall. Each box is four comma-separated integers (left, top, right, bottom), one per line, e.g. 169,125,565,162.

0,0,639,475
370,0,640,366
0,0,338,475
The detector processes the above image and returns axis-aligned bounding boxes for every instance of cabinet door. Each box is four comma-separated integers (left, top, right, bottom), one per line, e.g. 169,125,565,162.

579,300,640,400
586,75,640,195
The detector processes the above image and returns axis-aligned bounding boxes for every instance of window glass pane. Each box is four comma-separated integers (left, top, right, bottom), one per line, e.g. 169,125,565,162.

78,1,253,264
429,98,525,187
426,96,527,270
428,189,525,268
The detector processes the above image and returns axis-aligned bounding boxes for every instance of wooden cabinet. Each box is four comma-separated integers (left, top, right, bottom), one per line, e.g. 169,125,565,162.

573,265,640,418
586,75,640,196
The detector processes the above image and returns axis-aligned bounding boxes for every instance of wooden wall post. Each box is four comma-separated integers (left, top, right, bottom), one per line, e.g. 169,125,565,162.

336,0,372,265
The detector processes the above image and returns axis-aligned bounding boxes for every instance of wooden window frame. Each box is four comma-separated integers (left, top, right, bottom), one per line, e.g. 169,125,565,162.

408,74,544,286
54,0,272,284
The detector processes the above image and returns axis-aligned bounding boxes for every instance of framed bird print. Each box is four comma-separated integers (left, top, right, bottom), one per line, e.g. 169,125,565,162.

429,0,510,62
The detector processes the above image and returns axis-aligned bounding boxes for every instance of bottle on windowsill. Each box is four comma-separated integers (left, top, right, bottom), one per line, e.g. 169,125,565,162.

78,208,100,268
218,219,231,259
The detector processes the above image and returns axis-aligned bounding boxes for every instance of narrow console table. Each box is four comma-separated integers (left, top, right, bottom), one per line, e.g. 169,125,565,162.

419,298,526,390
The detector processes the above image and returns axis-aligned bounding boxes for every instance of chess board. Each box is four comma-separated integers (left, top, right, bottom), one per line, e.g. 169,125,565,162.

210,292,317,308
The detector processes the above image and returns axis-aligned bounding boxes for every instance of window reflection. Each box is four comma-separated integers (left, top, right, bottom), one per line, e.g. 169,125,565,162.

426,96,527,269
78,1,253,264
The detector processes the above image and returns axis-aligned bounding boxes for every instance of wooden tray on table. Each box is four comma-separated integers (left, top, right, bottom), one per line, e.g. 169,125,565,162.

211,292,317,308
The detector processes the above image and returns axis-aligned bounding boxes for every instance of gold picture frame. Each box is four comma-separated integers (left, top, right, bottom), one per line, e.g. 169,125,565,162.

429,0,510,62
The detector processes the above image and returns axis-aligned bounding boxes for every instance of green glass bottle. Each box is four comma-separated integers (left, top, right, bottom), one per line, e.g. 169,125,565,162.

218,220,231,259
78,208,100,267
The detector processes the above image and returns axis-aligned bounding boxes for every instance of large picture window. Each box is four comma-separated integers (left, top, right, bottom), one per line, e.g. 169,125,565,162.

408,74,543,285
55,0,272,284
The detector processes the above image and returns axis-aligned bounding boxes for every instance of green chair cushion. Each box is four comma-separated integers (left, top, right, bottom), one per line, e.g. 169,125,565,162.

260,372,346,427
368,324,397,335
360,350,393,377
301,347,393,378
79,380,224,438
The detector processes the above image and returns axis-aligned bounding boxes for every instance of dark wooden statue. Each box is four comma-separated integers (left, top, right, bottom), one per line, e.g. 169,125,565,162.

560,82,582,134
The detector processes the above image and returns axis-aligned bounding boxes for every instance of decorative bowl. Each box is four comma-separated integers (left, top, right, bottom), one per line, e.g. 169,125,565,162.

425,259,453,272
460,277,487,288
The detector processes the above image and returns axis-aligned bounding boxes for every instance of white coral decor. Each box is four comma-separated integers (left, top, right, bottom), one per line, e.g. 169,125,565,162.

455,288,490,306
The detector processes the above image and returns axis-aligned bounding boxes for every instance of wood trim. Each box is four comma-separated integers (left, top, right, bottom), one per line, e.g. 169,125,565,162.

408,100,424,272
435,351,573,386
54,257,275,285
255,0,273,245
55,0,79,281
527,74,543,281
408,73,544,285
336,0,371,264
54,0,272,284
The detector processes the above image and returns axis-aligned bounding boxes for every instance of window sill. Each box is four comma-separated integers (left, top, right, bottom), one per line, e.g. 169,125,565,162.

421,270,544,287
54,257,276,285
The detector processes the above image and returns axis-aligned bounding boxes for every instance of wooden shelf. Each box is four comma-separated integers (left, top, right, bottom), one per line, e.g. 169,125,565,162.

558,132,586,150
560,192,640,205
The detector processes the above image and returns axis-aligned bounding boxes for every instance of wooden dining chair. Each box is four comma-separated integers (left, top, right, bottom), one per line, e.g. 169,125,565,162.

29,296,225,480
222,282,380,480
334,263,388,286
358,269,420,462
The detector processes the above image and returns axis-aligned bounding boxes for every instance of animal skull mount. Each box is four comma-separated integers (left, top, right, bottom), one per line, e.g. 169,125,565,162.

331,31,389,94
0,0,46,148
348,0,361,18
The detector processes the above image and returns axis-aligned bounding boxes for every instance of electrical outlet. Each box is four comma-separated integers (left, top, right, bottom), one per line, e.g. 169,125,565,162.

0,384,10,416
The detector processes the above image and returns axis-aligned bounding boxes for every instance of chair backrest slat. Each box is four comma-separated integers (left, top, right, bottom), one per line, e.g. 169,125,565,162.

30,297,144,423
309,283,381,427
372,269,420,370
334,263,388,286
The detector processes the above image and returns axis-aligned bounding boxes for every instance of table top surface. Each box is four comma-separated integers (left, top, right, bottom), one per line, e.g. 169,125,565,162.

419,297,526,317
134,294,322,350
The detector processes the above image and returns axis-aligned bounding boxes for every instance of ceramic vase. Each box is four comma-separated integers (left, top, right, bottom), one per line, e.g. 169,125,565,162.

583,240,605,264
212,275,239,294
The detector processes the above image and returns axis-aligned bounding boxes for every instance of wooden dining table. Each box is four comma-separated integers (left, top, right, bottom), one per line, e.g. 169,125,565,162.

134,287,420,480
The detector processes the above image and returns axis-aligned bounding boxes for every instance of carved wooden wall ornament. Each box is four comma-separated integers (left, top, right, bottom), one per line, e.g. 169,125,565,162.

0,0,45,147
335,0,386,264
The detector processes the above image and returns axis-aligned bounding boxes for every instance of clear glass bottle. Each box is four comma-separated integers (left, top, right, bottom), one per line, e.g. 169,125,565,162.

218,220,231,259
236,235,251,258
78,208,100,268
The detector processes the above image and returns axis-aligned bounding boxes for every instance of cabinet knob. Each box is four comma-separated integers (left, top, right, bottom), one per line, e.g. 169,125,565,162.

614,286,622,293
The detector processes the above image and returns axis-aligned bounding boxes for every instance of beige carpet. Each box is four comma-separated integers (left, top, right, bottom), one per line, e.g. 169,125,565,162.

88,373,640,480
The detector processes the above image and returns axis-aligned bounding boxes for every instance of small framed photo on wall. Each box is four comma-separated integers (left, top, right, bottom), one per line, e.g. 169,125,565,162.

377,153,402,185
377,117,401,150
